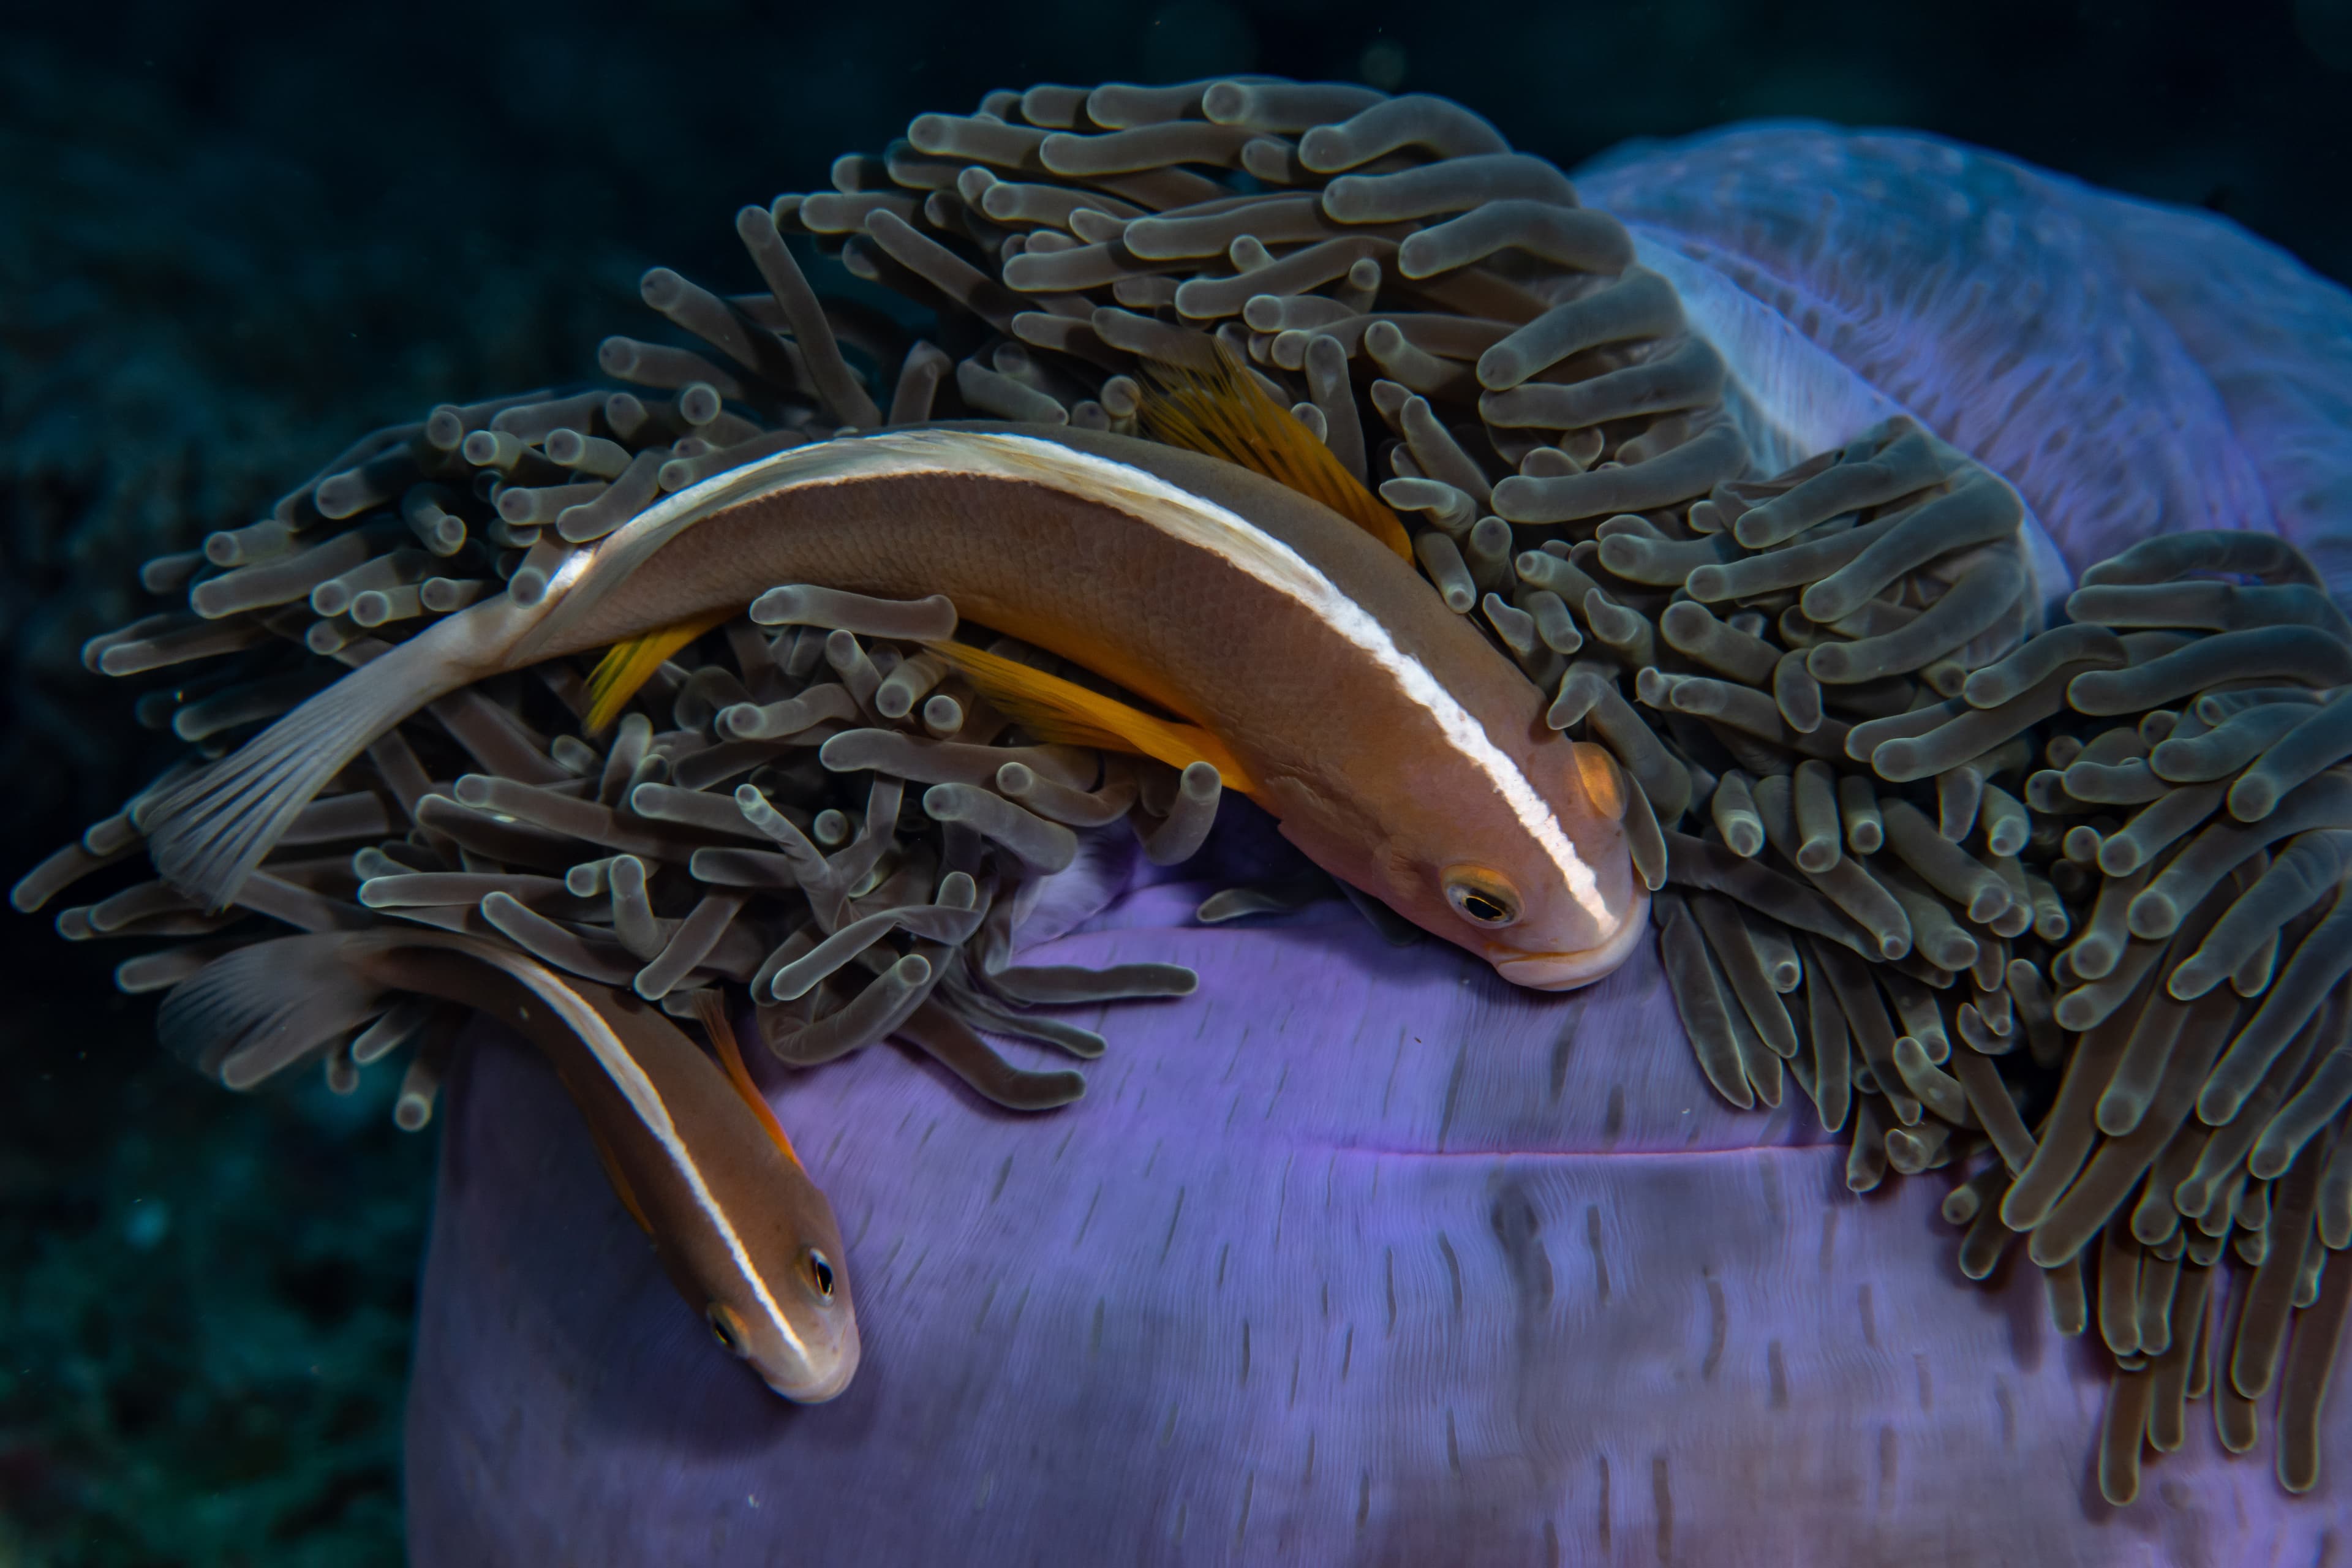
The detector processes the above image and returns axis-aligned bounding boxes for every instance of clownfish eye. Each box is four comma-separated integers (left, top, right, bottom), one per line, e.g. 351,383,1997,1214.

1442,867,1522,928
804,1249,835,1299
707,1303,748,1356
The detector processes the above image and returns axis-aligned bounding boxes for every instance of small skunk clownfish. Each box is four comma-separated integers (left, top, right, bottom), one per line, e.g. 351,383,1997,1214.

156,930,861,1401
139,349,1649,990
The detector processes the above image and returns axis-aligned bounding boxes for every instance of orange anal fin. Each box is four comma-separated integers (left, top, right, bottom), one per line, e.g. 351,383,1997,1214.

1137,341,1413,562
692,991,804,1172
586,612,730,733
924,640,1257,796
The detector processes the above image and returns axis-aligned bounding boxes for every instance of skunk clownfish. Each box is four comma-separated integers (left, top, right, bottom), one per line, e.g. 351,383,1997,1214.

143,355,1648,989
157,929,860,1401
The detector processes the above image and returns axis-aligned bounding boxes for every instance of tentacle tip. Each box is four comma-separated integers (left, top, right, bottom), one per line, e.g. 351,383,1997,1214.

2024,1235,2068,1271
2166,965,2216,1001
2093,1095,2146,1138
2225,785,2277,823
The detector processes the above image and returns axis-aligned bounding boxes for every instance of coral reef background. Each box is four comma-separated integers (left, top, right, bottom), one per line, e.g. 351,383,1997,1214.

2,2,2349,1560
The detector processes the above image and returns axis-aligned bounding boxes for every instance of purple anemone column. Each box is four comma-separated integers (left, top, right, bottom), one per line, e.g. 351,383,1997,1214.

405,857,2348,1564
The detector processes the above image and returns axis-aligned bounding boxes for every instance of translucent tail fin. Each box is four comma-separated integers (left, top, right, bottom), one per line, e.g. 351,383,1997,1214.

157,932,396,1089
144,598,535,908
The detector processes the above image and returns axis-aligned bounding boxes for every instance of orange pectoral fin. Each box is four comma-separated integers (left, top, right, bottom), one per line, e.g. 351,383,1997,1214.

924,639,1258,796
1137,339,1414,562
692,991,804,1172
585,612,731,733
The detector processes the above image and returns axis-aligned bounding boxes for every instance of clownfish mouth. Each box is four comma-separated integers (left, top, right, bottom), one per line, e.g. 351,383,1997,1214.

1492,890,1653,991
764,1356,857,1404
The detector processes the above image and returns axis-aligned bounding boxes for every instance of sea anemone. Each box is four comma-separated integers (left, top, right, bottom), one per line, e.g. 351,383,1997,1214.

12,77,2352,1558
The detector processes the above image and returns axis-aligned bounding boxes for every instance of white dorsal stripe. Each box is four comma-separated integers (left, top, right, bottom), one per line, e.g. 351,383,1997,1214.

976,434,1614,929
406,933,805,1360
529,428,1613,933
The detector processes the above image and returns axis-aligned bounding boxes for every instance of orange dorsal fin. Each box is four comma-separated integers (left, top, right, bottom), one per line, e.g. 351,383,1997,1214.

924,640,1257,795
1137,340,1412,562
692,990,804,1172
584,612,731,733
